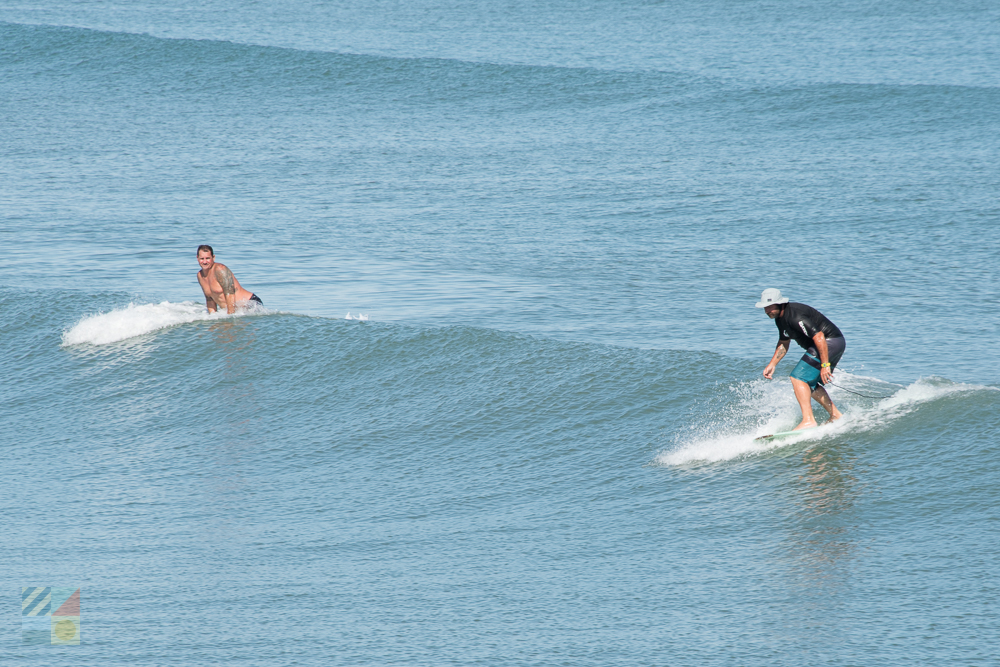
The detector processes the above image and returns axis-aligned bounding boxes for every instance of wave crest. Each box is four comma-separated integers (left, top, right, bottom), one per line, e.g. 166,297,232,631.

61,301,257,346
657,375,996,466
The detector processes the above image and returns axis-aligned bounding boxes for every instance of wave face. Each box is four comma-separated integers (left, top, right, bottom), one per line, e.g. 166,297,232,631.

4,287,1000,666
3,2,1000,665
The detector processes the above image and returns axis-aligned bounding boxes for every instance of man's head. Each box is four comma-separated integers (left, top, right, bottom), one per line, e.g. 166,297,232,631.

197,245,215,271
755,288,789,318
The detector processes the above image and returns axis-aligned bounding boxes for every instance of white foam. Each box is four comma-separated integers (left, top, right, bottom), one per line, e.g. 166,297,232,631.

657,374,994,466
61,301,256,346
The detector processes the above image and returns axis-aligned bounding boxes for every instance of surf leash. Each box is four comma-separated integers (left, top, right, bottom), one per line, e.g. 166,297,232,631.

827,381,893,399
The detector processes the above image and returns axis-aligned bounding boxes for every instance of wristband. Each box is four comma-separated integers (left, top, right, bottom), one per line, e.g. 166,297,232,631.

821,362,831,368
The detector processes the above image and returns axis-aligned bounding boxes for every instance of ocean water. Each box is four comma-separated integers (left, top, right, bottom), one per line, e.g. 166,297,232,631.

2,1,999,664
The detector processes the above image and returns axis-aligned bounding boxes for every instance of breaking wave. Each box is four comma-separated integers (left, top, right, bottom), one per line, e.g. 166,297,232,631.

61,300,266,346
657,374,998,466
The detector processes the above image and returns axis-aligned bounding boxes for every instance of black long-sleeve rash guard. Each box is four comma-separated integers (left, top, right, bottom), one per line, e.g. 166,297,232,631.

774,302,844,350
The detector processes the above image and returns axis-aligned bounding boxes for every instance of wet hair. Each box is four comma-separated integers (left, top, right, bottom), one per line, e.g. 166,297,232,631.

197,245,214,256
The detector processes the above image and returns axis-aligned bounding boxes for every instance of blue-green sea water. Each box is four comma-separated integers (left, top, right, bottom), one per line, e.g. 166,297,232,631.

2,2,999,664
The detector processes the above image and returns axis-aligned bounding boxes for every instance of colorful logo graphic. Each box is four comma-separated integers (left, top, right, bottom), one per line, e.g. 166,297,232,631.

22,587,80,645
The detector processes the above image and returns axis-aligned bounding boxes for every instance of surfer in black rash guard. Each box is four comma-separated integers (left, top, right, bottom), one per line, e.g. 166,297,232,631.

756,288,846,431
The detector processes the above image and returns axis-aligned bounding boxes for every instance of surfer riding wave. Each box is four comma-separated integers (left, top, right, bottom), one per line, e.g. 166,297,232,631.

196,245,262,313
757,288,846,431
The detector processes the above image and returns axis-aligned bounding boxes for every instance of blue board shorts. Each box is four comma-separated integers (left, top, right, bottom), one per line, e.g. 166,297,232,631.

789,336,846,390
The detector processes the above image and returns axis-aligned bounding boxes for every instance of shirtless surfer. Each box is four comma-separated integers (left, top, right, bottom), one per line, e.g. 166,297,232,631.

757,288,845,430
196,245,262,314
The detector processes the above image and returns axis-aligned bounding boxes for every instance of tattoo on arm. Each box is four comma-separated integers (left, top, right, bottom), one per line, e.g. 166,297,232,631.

216,266,235,295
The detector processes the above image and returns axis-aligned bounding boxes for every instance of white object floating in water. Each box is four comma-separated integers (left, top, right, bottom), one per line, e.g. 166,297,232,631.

345,313,369,321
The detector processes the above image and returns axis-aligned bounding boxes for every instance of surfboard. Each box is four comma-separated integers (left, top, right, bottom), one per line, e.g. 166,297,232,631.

754,427,817,442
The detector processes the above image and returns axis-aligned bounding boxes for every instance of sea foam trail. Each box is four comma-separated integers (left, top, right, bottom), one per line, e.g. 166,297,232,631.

61,301,258,346
657,376,996,466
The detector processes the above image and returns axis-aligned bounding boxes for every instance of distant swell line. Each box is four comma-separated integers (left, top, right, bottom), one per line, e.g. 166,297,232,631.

5,20,997,92
0,20,696,82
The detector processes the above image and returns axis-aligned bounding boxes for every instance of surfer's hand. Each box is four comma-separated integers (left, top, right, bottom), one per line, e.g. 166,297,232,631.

821,367,832,383
763,365,775,379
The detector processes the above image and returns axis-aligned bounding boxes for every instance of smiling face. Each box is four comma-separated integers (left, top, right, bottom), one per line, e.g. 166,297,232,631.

197,249,215,272
764,304,782,319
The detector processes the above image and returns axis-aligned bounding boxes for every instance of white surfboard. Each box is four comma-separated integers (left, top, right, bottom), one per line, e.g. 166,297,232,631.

754,427,818,442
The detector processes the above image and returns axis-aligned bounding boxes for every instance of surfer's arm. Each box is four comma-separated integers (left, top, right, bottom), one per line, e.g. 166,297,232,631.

215,265,237,314
205,296,217,313
763,339,790,379
812,331,832,382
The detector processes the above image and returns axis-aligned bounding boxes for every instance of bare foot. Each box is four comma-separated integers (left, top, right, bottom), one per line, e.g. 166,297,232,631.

827,409,842,423
793,419,818,431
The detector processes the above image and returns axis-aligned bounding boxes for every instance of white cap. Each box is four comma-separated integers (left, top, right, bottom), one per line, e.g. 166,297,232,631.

755,288,789,308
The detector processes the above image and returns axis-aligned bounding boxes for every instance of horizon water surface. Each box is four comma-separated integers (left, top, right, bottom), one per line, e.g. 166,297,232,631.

2,1,999,665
